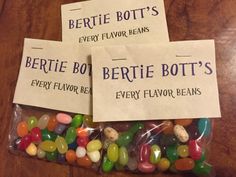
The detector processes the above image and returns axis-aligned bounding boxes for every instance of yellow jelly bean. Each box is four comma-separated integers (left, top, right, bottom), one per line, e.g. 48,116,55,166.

107,143,119,162
177,145,189,158
86,139,102,152
26,143,37,156
55,136,68,154
157,158,170,172
39,140,56,152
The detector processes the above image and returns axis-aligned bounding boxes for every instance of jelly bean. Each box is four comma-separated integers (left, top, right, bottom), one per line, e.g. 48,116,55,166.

103,139,113,149
102,155,114,172
187,123,200,140
189,140,202,160
76,146,86,158
174,119,193,127
160,134,178,146
18,134,32,150
26,143,37,156
112,122,132,132
55,136,68,154
41,129,57,141
198,118,211,137
86,139,102,152
17,121,28,137
162,121,174,134
87,150,101,162
118,146,128,166
31,127,42,143
56,113,72,124
77,136,89,147
173,125,189,143
177,145,189,158
27,116,38,131
145,134,160,146
47,116,58,131
68,140,78,150
157,158,170,172
37,114,50,129
77,155,92,168
139,144,151,162
166,145,178,162
193,161,211,175
150,145,161,164
116,122,144,147
58,153,66,163
196,151,206,163
39,140,56,152
104,127,119,141
54,123,67,135
65,127,77,144
144,121,162,134
71,114,83,128
37,148,46,159
127,157,138,171
84,115,99,128
46,150,58,161
107,143,119,162
66,150,77,164
138,161,155,173
76,127,89,137
175,158,195,171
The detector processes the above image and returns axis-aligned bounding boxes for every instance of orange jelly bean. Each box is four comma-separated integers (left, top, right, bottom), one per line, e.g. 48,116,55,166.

66,150,77,164
162,121,174,134
47,116,58,131
77,155,92,168
76,127,89,137
174,119,193,127
17,121,28,137
175,158,195,171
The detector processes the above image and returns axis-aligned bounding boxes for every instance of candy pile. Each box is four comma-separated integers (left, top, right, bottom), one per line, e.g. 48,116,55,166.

13,114,213,176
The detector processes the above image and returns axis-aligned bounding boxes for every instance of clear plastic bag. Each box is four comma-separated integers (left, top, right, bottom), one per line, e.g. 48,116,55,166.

9,104,103,170
101,119,215,176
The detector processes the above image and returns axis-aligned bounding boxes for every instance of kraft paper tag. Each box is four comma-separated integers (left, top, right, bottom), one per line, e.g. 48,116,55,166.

61,0,169,45
14,38,92,115
91,40,221,122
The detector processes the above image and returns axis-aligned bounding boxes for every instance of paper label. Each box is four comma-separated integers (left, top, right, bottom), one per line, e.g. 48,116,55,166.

14,38,92,114
91,40,221,122
61,0,169,45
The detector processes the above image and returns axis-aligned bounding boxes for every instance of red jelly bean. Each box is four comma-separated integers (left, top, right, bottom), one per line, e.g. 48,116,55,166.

139,144,151,162
77,136,89,147
31,127,42,143
189,140,202,160
18,134,32,150
138,162,156,173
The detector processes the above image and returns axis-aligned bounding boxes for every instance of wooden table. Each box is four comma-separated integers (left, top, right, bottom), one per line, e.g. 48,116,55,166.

0,0,235,177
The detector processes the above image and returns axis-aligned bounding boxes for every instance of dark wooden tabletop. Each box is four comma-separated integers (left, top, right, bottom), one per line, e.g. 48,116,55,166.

0,0,236,177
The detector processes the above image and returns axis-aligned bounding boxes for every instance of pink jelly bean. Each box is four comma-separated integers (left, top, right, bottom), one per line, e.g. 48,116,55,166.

18,134,32,150
138,161,156,173
56,113,72,124
189,140,202,160
77,136,89,147
139,144,151,162
31,127,42,143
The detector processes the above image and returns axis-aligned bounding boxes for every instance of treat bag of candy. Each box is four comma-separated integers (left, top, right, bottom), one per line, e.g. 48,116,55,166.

9,105,103,170
101,119,215,177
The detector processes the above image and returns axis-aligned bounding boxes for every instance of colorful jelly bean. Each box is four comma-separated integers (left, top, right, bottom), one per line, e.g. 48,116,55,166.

193,161,212,175
17,121,28,137
174,125,189,143
77,127,89,137
162,121,174,134
160,134,178,146
187,123,200,140
166,145,178,162
102,155,114,172
104,127,119,141
86,139,102,152
177,145,189,158
57,153,66,163
31,127,42,143
139,144,151,162
76,146,86,158
66,150,77,164
47,116,58,131
198,118,211,137
189,140,202,160
55,136,68,154
41,129,57,141
56,113,72,124
175,158,195,171
77,155,92,168
127,157,138,171
118,146,128,166
87,150,101,162
39,140,56,152
18,134,32,150
37,148,46,159
138,161,156,173
26,143,37,156
77,136,89,147
71,114,83,128
27,116,38,131
157,158,170,172
54,123,67,135
68,140,78,150
107,143,119,162
150,145,161,164
174,119,193,127
65,127,77,144
37,114,50,129
46,150,58,161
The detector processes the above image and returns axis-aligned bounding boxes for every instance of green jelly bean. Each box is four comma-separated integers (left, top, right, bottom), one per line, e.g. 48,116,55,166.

55,136,68,154
39,140,56,152
86,139,102,152
46,150,58,161
65,127,76,144
150,145,161,164
27,116,38,131
166,145,178,163
193,161,212,175
118,146,129,166
107,143,119,162
116,122,144,147
102,155,114,172
71,114,83,128
42,129,57,141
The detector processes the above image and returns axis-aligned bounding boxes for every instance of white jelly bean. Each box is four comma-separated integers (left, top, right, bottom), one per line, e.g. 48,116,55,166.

174,125,189,143
104,127,119,141
76,146,86,158
87,150,101,163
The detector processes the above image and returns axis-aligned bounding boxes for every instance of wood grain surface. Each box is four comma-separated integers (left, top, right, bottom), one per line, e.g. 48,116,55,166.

0,0,236,177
